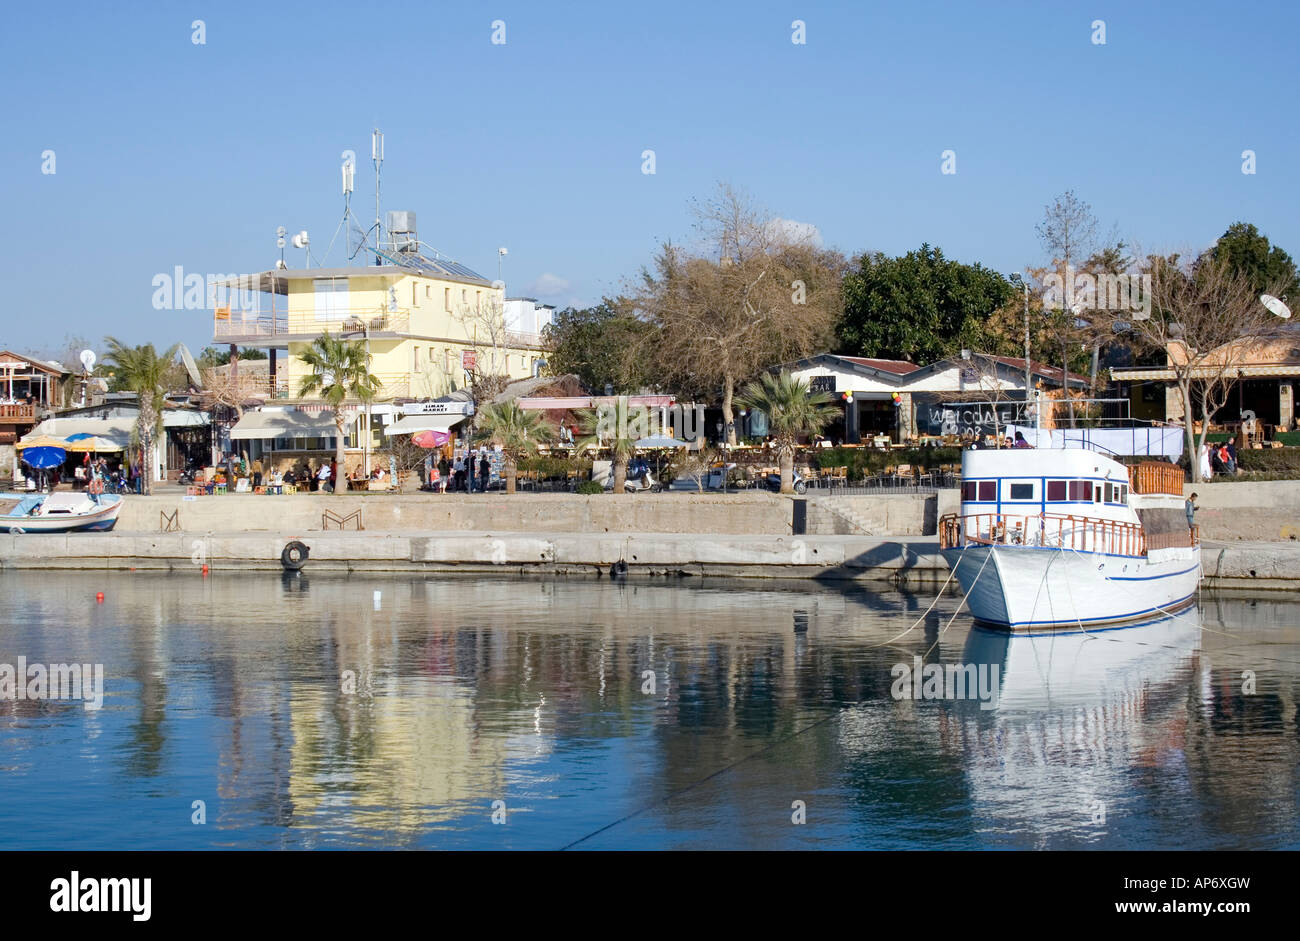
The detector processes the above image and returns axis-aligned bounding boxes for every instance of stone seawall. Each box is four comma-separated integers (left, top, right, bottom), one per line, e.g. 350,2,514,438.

1,530,1296,591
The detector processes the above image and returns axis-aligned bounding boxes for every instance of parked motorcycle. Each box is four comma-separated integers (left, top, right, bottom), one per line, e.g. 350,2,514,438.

762,469,808,494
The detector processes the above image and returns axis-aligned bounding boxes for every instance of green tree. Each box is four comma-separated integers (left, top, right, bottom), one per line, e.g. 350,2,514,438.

837,245,1013,362
104,337,180,496
737,371,838,493
543,298,658,393
473,402,556,493
1209,222,1299,299
296,332,383,495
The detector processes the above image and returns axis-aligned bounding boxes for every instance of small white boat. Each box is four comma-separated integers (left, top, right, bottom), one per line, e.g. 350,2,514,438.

0,492,124,533
939,448,1200,630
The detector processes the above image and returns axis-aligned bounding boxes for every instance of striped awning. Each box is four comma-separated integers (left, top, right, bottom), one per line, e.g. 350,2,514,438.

1112,364,1300,381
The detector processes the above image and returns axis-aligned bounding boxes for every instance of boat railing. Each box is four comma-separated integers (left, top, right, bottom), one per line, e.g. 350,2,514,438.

938,511,1195,557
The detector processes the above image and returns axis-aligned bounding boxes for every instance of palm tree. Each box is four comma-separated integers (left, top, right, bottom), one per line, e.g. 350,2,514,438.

737,370,838,494
104,337,179,496
574,397,638,493
473,402,555,493
297,333,382,495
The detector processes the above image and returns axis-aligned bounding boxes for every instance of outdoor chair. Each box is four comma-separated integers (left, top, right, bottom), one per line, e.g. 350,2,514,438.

832,466,848,488
896,464,915,486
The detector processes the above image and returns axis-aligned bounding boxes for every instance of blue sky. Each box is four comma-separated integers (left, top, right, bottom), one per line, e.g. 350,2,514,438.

2,0,1296,357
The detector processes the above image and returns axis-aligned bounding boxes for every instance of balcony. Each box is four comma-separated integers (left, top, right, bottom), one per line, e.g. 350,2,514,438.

505,330,546,350
0,403,36,422
213,307,412,344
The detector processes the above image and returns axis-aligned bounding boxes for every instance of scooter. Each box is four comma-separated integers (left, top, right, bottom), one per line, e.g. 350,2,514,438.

607,459,661,493
762,469,808,494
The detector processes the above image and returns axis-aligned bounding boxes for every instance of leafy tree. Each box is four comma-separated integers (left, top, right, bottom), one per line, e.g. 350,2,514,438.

737,371,838,493
543,298,658,393
1209,222,1298,300
296,332,383,495
473,402,556,493
103,337,180,495
836,245,1013,362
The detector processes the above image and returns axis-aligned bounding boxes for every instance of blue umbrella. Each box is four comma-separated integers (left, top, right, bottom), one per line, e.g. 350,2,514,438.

21,446,66,469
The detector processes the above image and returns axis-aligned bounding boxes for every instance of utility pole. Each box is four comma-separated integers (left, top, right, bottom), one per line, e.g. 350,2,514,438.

372,129,383,266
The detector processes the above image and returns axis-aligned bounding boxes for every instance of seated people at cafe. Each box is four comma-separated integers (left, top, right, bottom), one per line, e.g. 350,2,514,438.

1013,431,1033,449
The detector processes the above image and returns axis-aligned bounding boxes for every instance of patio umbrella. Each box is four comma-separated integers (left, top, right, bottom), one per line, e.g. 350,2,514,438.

62,434,126,452
21,446,66,469
412,429,451,449
634,435,690,478
634,435,690,448
16,434,70,450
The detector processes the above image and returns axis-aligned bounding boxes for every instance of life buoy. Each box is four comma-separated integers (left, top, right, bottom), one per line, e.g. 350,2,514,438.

281,540,310,570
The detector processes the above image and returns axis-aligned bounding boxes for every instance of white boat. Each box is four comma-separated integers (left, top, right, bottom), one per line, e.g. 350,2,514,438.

939,448,1199,630
0,492,124,533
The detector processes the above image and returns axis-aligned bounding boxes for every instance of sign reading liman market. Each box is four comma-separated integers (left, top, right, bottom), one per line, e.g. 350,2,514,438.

399,400,475,416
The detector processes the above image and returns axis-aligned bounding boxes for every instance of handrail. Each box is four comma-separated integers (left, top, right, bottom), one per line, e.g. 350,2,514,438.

938,511,1198,556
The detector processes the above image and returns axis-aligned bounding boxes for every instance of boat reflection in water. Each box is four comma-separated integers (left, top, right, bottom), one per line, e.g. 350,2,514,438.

953,608,1203,846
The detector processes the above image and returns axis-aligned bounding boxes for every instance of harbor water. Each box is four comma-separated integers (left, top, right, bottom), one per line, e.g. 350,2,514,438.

1,571,1297,850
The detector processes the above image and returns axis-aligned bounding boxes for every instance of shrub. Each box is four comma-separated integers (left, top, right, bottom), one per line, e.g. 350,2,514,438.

811,446,962,481
575,480,604,495
517,456,592,478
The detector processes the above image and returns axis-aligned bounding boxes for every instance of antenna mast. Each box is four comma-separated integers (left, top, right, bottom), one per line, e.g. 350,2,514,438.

372,128,384,266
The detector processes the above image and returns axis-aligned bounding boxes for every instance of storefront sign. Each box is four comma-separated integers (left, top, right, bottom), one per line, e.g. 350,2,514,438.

462,350,477,371
810,375,837,394
400,401,474,416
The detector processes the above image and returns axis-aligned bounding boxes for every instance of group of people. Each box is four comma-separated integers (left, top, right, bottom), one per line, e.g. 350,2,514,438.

1197,436,1238,479
967,431,1034,449
422,450,493,493
73,455,141,494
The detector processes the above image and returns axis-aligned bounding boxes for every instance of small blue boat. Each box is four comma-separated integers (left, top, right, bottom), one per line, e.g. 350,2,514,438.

0,492,124,533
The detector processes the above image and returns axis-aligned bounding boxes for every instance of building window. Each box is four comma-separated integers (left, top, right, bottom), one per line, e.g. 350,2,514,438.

412,283,418,307
413,347,421,370
444,287,451,311
314,278,348,321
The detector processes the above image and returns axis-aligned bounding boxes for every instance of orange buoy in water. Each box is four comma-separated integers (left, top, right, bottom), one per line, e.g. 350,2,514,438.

96,592,104,603
202,565,209,576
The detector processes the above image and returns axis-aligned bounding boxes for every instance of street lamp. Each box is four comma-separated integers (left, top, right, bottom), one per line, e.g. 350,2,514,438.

498,247,508,285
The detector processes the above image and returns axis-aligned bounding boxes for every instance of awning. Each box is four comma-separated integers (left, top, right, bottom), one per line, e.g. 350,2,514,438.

1112,364,1300,381
383,414,466,436
229,411,351,440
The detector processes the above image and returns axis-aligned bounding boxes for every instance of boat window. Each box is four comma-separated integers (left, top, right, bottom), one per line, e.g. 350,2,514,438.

961,482,976,500
1104,483,1114,502
1120,485,1127,502
1046,480,1066,501
1008,483,1034,500
1068,480,1093,501
977,481,995,501
1095,486,1102,503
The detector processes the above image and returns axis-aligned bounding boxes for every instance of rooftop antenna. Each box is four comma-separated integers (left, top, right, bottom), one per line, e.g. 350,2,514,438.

276,226,287,270
291,230,310,267
372,128,384,266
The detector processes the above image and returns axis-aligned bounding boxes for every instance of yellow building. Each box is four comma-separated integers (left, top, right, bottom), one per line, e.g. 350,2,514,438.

213,255,548,403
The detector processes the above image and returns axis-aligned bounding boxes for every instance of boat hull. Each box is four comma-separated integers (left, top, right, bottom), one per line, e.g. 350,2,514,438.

941,543,1200,630
0,496,123,533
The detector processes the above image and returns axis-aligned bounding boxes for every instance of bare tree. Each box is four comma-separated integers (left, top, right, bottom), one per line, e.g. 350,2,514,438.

451,295,513,408
1128,253,1289,481
1035,190,1102,421
639,184,841,445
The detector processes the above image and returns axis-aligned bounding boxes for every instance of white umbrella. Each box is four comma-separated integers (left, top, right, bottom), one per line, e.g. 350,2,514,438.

635,435,689,448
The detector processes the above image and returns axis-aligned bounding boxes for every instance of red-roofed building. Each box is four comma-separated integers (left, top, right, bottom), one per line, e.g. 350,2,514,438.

781,352,1085,443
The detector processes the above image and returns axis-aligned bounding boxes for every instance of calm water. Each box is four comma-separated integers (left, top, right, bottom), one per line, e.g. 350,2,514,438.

0,570,1297,850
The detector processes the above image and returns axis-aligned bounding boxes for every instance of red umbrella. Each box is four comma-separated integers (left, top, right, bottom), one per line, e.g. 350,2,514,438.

412,430,450,449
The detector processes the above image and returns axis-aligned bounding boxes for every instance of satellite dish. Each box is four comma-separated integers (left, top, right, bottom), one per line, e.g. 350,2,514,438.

291,231,310,249
491,279,506,290
276,226,287,238
79,349,96,372
1262,294,1292,319
177,344,202,390
277,236,286,249
498,247,508,256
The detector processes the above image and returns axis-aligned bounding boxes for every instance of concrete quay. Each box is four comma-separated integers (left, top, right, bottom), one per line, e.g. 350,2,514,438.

1,529,1298,591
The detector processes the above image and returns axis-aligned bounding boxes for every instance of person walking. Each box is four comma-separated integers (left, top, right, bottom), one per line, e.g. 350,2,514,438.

466,450,476,493
1225,436,1238,475
479,452,490,493
453,453,465,492
438,456,450,494
251,457,263,488
317,460,333,493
